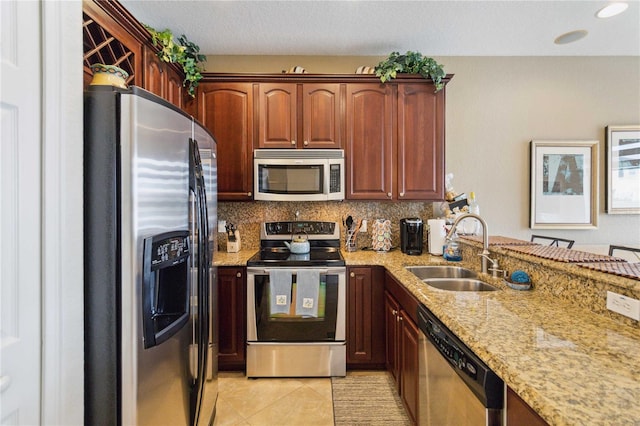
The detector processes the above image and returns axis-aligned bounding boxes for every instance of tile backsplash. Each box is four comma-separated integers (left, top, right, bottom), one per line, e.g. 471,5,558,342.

217,201,435,251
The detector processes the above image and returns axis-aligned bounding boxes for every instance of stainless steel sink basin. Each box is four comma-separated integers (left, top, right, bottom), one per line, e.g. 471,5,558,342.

404,266,498,291
405,265,478,280
423,278,499,292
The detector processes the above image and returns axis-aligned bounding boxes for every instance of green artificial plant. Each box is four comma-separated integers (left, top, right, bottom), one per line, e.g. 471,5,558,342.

375,51,446,92
146,26,206,97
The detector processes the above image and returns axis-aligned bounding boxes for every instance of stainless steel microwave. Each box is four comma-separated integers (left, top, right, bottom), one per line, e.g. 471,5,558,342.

254,149,345,201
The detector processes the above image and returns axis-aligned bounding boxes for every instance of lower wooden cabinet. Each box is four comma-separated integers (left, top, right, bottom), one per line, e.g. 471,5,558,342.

217,266,246,370
385,272,420,424
346,266,386,368
507,387,549,425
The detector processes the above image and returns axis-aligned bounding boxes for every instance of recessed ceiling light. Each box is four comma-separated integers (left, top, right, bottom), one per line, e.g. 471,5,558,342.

554,30,589,45
596,2,629,18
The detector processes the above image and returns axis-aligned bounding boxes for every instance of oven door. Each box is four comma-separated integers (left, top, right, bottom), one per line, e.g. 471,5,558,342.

247,267,346,342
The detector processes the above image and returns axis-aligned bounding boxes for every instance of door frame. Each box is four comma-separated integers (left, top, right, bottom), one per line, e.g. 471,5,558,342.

41,1,84,423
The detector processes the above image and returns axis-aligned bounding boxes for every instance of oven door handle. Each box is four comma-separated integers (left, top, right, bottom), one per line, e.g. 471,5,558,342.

252,268,331,274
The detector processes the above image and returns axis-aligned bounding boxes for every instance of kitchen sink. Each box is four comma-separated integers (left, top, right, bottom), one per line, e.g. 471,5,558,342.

405,266,498,292
405,265,478,280
423,278,499,292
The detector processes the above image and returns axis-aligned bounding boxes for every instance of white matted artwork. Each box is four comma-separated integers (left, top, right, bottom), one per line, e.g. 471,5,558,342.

530,140,598,229
606,125,640,214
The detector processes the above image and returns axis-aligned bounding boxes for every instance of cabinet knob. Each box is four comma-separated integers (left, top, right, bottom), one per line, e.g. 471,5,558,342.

236,272,242,278
291,140,296,146
303,140,309,146
399,192,405,197
247,192,252,197
399,316,403,322
387,192,392,198
392,309,398,316
350,272,355,278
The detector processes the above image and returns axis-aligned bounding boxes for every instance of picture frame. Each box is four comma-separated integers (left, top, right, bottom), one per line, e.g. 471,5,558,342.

530,140,598,229
605,125,640,214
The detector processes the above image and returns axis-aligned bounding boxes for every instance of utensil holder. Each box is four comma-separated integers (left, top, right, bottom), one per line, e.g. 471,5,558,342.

345,229,357,252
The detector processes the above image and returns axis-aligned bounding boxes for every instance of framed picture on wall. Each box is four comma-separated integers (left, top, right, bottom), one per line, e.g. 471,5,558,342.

530,140,598,229
606,125,640,214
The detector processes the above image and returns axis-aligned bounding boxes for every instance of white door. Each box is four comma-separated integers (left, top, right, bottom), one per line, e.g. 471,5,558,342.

1,0,42,424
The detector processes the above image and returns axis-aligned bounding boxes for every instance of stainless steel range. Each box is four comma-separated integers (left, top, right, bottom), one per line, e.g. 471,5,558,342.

246,221,346,377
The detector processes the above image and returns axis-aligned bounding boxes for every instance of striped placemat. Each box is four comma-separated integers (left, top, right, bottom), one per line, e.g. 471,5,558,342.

459,235,538,246
504,245,627,263
577,262,640,280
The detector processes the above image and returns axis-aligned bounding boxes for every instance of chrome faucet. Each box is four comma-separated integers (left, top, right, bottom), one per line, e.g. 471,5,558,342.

445,213,499,276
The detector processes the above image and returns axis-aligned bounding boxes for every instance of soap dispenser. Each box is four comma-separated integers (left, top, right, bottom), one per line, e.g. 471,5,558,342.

443,231,462,261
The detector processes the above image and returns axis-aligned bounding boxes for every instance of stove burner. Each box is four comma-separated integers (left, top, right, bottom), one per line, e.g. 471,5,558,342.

248,221,345,267
247,247,345,267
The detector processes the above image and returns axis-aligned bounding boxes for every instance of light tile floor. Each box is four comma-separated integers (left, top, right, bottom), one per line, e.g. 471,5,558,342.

213,372,334,426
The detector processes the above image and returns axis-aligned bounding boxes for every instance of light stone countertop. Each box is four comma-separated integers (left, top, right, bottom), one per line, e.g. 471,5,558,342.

215,248,640,426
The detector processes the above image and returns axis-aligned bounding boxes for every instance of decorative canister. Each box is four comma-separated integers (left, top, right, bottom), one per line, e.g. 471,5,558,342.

90,63,128,89
371,219,392,252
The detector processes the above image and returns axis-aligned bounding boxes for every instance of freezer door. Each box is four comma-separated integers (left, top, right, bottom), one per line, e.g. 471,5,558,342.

120,89,193,426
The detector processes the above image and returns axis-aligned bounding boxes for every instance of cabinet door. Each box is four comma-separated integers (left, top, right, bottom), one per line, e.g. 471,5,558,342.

302,83,342,149
397,83,445,200
142,46,184,109
165,66,183,109
346,267,385,367
198,83,254,201
345,84,394,200
507,387,549,426
384,291,401,387
399,309,420,424
217,267,246,370
257,83,298,148
143,46,164,99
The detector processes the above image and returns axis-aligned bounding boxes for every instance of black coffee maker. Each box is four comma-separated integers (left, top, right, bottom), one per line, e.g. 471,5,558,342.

400,218,424,255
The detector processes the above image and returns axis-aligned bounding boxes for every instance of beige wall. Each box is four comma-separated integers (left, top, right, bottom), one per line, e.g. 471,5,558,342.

207,55,640,251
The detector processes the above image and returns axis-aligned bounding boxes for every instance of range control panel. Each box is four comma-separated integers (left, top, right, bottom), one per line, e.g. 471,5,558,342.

263,221,338,238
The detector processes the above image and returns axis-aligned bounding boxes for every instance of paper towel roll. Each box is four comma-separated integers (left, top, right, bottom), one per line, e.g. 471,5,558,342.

427,219,446,255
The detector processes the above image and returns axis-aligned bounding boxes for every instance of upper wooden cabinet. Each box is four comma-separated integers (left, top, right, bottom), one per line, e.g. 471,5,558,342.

257,83,343,149
345,80,446,201
143,46,183,109
345,83,394,200
83,0,184,107
397,83,445,200
196,82,254,201
197,73,451,201
83,0,143,89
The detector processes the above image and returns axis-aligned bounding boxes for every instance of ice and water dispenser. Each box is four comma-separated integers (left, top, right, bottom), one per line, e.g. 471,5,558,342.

141,231,190,349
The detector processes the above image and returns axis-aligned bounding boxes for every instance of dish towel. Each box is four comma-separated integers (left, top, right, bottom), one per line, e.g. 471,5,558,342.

295,269,320,317
269,270,292,315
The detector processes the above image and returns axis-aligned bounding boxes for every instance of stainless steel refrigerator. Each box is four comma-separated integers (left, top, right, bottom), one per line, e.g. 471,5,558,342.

84,86,218,425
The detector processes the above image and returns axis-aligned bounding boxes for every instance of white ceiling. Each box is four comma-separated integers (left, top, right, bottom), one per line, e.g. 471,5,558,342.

119,0,640,56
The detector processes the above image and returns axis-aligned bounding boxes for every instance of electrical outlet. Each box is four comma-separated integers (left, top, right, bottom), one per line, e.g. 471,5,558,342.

218,220,226,232
606,291,640,321
360,220,367,233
